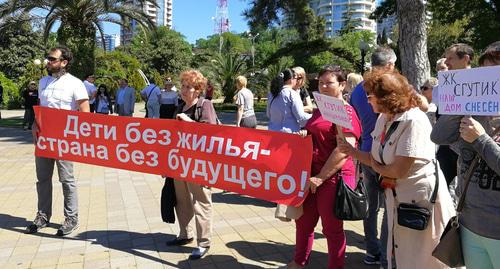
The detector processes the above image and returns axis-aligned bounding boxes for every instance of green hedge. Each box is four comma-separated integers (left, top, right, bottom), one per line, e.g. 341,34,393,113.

0,72,21,109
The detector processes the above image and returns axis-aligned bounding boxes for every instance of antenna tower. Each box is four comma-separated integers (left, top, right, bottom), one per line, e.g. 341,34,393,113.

214,0,230,34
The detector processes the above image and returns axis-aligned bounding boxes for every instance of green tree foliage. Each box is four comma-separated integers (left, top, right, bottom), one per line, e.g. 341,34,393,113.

94,49,145,99
0,72,20,109
195,32,250,55
427,0,500,50
338,8,363,36
0,0,155,79
206,53,248,103
427,18,471,74
243,0,325,42
0,14,44,80
373,0,500,51
127,27,193,79
250,56,294,101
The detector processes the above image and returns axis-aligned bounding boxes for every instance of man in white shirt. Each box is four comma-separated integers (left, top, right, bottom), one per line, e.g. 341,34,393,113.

27,46,89,236
83,74,97,112
115,79,136,116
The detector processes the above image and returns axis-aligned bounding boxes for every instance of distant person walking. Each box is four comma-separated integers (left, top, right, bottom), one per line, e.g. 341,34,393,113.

22,81,39,130
0,82,4,119
159,77,178,119
115,78,135,116
26,46,89,236
141,83,161,118
234,75,257,128
83,74,97,112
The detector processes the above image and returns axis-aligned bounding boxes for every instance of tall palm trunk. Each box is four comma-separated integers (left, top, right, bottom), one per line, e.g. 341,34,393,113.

57,21,96,79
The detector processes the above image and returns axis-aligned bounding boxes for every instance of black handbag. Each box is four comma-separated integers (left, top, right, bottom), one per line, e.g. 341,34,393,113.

396,160,439,230
334,174,368,221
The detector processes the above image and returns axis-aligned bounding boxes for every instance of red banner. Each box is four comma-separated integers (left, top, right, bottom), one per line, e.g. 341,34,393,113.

34,107,313,206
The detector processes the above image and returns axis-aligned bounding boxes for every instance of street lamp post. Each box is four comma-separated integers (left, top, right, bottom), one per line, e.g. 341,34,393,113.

33,58,47,78
359,40,368,74
247,32,259,74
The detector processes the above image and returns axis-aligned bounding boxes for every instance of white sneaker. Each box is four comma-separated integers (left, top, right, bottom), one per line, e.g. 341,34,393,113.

189,246,209,260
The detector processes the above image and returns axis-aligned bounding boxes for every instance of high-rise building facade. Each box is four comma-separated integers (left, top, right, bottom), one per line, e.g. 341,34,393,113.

97,34,121,51
121,0,173,45
309,0,376,38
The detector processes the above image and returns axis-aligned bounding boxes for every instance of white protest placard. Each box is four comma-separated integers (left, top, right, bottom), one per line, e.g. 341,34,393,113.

438,65,500,116
312,91,353,130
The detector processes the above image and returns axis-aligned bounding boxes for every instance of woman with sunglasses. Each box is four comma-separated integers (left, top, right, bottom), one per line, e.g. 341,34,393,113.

292,66,313,113
432,41,500,269
338,69,454,269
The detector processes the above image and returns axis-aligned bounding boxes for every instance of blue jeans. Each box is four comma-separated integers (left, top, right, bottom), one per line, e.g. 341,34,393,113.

362,164,388,268
461,226,500,269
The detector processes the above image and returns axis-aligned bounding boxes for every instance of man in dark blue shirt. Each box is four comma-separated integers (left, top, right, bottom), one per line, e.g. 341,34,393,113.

350,46,396,268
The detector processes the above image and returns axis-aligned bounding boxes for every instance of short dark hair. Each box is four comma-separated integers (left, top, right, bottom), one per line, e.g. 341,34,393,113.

478,41,500,66
446,43,474,62
318,65,347,82
270,69,295,98
50,45,73,66
85,74,95,80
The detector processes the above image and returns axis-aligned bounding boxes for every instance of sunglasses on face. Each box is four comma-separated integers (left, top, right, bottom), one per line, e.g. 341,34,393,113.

46,56,63,62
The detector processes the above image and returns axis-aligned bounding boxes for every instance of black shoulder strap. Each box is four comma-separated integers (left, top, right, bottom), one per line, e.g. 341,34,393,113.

430,159,439,204
378,121,401,165
146,85,158,102
194,97,205,122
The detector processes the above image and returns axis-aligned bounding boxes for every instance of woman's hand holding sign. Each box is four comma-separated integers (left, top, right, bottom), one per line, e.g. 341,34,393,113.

460,116,486,143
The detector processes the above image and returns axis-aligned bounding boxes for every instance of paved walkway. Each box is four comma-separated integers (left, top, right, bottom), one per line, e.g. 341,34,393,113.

0,106,375,269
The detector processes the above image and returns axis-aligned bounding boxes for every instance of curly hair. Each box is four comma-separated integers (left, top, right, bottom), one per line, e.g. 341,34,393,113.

363,70,422,114
180,69,207,93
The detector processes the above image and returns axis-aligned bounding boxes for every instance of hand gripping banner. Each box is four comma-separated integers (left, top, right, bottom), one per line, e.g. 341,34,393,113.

34,107,313,206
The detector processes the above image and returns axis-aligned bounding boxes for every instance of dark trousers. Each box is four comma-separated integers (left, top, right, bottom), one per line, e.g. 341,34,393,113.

23,107,34,129
160,104,177,119
436,145,458,186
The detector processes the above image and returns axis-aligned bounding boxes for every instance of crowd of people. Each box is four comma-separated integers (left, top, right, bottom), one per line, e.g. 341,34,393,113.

21,40,500,269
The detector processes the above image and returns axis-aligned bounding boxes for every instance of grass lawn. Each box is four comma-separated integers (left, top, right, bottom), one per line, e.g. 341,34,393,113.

0,118,23,128
214,101,267,112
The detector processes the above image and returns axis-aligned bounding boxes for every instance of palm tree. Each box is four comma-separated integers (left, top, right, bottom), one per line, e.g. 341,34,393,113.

0,0,156,79
207,52,248,103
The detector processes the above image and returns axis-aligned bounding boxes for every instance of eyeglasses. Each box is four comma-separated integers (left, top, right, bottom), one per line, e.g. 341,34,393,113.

46,56,63,62
318,81,338,87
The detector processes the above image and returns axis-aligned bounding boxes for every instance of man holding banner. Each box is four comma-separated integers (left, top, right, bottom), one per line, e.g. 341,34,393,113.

26,46,89,236
435,43,474,186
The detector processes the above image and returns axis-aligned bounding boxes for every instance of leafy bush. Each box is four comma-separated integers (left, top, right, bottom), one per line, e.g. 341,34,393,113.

0,72,21,109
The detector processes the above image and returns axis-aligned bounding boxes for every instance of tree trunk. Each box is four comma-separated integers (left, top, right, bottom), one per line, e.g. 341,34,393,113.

396,0,430,89
57,22,96,80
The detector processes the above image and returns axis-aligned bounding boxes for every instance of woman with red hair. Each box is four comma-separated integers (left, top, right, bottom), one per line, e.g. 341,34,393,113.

339,70,454,269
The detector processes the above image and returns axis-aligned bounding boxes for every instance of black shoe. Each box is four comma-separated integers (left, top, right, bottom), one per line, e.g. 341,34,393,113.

56,217,79,236
25,213,49,234
189,246,209,260
166,237,194,246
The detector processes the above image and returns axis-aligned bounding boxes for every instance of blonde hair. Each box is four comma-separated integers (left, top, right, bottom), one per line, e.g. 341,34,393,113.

292,66,307,87
347,73,363,89
179,70,207,93
235,75,247,89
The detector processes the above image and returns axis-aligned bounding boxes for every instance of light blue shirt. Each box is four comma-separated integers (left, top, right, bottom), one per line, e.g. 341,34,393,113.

116,87,127,105
266,86,311,133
